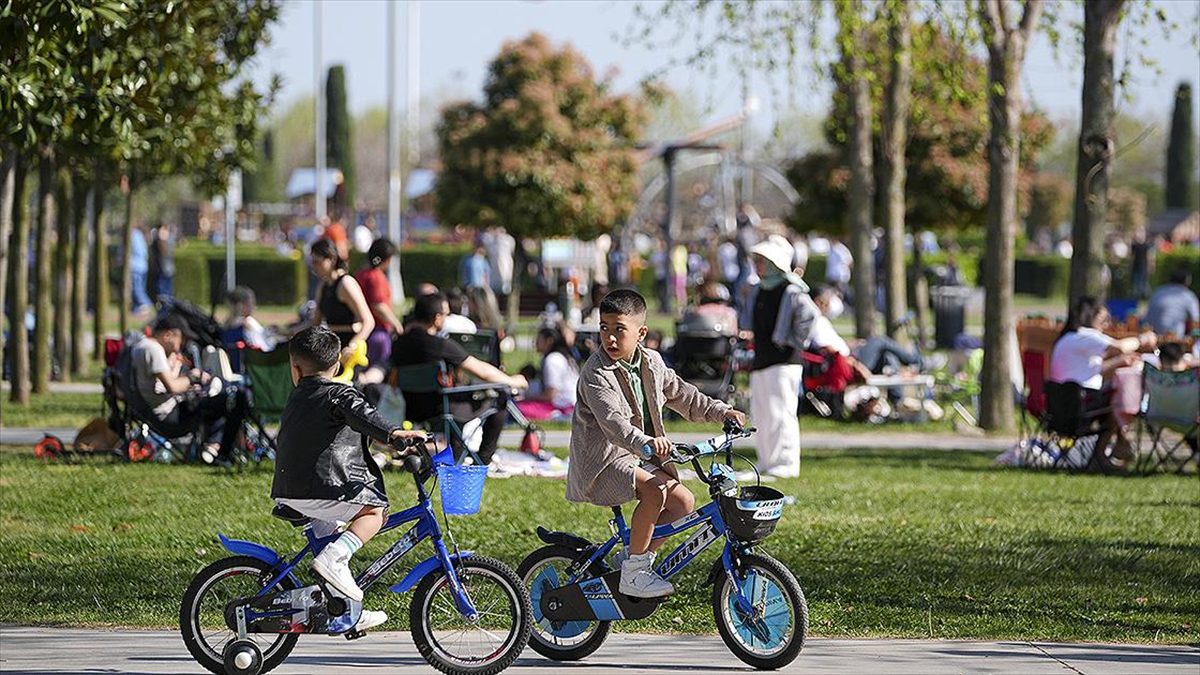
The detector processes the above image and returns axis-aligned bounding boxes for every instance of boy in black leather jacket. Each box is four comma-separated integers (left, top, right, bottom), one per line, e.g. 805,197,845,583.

272,327,425,631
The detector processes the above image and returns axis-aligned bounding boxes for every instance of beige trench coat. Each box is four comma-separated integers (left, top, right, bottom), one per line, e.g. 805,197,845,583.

566,345,732,506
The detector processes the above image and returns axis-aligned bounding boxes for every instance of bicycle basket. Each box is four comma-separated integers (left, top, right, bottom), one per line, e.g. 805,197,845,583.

437,463,488,516
718,485,785,542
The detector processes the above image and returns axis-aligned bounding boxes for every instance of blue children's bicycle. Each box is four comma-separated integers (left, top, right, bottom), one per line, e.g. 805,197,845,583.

517,421,806,670
180,437,531,675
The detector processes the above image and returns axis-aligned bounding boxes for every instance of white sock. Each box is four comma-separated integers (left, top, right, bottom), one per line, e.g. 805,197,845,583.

336,531,363,556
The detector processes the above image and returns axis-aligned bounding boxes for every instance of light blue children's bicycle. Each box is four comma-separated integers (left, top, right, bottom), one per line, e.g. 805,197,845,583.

517,421,806,670
180,436,531,675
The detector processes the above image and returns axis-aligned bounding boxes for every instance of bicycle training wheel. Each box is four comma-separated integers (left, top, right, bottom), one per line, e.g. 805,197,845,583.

409,555,532,675
517,544,612,661
711,552,807,670
180,555,299,675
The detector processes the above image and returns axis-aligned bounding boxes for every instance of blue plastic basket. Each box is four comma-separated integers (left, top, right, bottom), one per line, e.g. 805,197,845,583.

437,463,488,515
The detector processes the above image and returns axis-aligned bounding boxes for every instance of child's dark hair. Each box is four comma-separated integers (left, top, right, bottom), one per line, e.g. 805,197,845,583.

599,289,647,317
1159,341,1185,369
289,326,341,373
412,291,447,324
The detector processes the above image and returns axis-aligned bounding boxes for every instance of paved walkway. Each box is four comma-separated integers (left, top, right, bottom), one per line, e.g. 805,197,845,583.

0,627,1195,674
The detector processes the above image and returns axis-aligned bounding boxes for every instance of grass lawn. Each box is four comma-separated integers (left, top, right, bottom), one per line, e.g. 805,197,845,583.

0,445,1195,643
0,391,107,429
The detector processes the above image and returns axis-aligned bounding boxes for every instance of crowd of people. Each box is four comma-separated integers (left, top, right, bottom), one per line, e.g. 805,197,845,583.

122,202,1197,479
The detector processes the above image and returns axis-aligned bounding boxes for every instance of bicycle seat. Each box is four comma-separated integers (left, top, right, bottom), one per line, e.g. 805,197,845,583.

271,504,311,527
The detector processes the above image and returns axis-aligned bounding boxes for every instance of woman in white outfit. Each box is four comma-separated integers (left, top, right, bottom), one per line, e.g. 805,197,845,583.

741,235,818,478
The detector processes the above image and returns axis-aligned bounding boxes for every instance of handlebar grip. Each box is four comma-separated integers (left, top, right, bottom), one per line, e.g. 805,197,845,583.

403,453,426,474
640,444,655,460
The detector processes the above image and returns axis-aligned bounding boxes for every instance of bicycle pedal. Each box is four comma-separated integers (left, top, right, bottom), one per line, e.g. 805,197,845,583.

344,629,367,641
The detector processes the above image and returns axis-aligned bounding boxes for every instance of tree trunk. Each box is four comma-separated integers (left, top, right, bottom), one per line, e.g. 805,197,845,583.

1068,0,1124,304
9,156,30,405
92,178,109,360
839,0,877,339
53,172,73,382
32,151,55,394
118,181,133,336
0,150,14,360
880,0,911,340
910,244,930,348
71,176,89,377
977,0,1043,432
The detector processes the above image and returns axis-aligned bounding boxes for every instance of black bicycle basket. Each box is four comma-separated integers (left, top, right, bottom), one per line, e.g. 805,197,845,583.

719,485,785,542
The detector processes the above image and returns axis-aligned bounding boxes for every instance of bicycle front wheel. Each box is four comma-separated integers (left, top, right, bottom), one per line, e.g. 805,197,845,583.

409,555,532,675
711,552,807,670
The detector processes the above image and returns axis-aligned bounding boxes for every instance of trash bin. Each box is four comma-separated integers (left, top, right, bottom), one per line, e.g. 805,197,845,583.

930,286,970,349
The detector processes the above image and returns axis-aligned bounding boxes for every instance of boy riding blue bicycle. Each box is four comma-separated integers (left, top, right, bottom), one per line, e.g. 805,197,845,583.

272,326,426,631
568,289,746,598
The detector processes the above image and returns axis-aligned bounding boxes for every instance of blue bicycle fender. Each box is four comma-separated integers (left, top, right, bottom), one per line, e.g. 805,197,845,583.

219,533,282,566
389,551,474,594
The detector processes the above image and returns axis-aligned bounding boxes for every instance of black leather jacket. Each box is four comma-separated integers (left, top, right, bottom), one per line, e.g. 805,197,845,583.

271,376,395,505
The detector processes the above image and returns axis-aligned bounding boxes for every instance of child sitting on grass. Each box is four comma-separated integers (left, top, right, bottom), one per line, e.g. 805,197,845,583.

567,289,746,598
271,326,426,630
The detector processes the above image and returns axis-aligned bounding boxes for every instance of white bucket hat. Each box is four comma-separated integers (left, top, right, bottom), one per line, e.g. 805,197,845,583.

750,234,796,275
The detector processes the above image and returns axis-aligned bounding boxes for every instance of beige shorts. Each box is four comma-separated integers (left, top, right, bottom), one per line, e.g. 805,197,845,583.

275,498,380,539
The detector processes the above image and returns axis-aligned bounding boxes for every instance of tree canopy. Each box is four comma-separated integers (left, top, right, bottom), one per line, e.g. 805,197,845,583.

435,33,645,240
787,23,1052,236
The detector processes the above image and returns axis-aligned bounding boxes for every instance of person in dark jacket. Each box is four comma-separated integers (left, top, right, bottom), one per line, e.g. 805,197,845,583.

271,326,426,631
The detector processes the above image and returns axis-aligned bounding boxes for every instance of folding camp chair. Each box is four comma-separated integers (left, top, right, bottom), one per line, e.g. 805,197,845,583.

391,361,512,465
446,329,501,366
445,328,543,434
1029,380,1115,470
1135,364,1200,474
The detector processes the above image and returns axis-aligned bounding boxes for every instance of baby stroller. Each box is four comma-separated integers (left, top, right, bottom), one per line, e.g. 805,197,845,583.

673,312,738,402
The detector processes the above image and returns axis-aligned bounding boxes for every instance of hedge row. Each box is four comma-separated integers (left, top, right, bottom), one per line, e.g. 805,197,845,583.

172,242,471,308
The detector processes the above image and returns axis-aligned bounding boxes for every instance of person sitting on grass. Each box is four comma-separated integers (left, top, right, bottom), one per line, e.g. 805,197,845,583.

567,289,746,598
271,326,427,631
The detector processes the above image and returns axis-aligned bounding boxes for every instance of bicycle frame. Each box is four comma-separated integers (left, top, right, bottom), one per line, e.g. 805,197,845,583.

555,477,757,616
223,468,479,631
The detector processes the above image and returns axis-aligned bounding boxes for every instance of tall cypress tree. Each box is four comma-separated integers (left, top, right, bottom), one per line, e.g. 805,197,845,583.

1165,82,1197,210
325,65,355,211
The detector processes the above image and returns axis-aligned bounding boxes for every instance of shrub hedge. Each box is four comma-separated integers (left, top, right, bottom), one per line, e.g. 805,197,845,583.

172,241,471,308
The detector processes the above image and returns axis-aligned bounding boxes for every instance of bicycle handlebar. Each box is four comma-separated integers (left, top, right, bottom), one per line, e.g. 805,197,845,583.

389,433,437,474
639,421,756,469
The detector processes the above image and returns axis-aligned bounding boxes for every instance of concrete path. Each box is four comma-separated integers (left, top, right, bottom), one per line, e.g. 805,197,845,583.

0,425,1014,452
0,627,1195,674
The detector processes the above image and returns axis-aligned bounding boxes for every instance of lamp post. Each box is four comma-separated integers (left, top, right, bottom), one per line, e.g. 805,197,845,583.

314,0,326,224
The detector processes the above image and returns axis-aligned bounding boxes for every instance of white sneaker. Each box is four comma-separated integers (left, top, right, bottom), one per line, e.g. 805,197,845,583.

619,552,674,598
312,542,364,601
355,609,388,631
610,548,629,569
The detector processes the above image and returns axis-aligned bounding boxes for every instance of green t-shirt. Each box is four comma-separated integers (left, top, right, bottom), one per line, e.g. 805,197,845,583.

618,349,655,435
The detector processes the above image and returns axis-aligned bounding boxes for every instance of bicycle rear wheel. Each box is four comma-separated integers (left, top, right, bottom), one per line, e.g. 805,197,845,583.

180,555,298,675
409,555,531,675
517,544,611,661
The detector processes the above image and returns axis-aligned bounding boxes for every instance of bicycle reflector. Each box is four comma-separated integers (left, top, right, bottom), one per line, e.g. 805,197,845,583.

719,485,785,543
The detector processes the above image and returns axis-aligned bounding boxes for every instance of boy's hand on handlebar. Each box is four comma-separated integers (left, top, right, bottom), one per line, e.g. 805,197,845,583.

647,436,673,459
388,429,429,454
724,410,747,427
